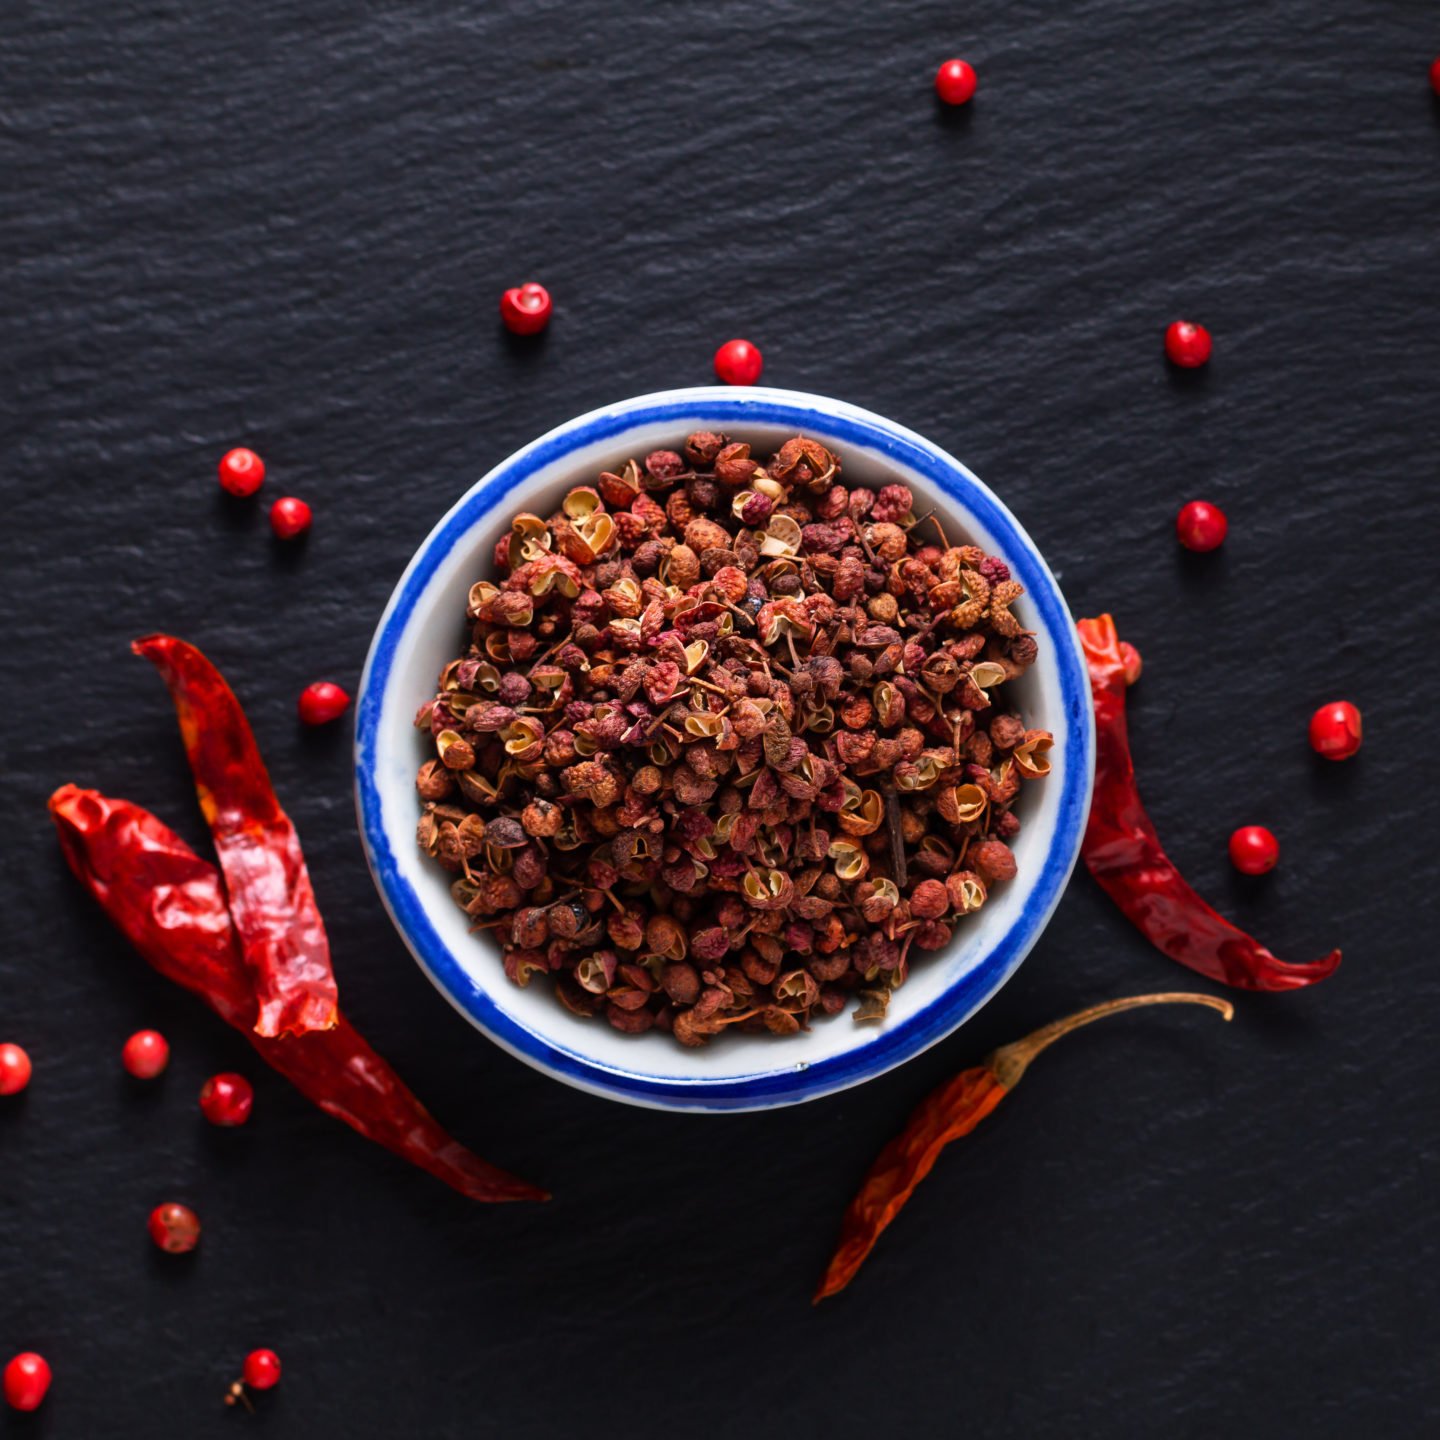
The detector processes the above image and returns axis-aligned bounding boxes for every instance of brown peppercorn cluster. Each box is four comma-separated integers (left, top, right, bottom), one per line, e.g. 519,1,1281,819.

414,433,1052,1044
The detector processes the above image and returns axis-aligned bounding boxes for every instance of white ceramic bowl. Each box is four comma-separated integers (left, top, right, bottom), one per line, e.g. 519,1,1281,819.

355,388,1094,1112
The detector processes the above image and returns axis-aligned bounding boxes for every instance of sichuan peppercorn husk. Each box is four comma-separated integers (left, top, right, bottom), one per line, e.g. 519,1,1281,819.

416,436,1053,1042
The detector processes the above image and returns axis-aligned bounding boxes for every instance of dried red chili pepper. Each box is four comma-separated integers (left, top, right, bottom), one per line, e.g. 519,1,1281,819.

814,991,1232,1302
1078,614,1341,991
49,784,546,1204
133,635,338,1038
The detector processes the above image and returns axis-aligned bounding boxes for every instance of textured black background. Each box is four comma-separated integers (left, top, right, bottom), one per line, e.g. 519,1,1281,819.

3,2,1438,1435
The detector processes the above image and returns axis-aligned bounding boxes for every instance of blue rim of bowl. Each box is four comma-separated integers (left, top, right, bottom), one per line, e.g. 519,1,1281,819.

356,388,1094,1111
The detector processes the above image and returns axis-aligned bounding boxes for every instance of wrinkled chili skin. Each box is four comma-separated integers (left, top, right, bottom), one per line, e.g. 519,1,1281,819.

1078,615,1340,991
815,991,1231,1301
815,1067,1008,1302
49,785,546,1204
133,636,338,1038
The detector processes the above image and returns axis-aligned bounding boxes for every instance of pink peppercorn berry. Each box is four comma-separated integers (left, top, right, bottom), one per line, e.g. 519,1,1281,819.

1431,57,1440,95
935,58,977,106
121,1029,170,1079
3,1353,51,1412
199,1072,254,1127
0,1043,31,1096
1309,700,1363,761
270,496,312,539
1229,825,1280,876
500,282,552,336
1176,500,1228,552
714,338,763,386
298,681,350,726
244,1350,282,1390
1164,320,1212,368
149,1201,201,1254
218,447,265,497
226,1348,282,1408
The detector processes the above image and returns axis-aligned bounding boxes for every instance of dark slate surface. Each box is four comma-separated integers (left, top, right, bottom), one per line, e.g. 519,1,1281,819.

3,1,1437,1434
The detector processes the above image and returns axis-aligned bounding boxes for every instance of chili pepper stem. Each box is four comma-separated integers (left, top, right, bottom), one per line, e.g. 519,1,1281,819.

986,992,1233,1089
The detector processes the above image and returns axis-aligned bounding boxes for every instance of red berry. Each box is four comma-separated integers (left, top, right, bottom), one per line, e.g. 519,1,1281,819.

714,338,763,386
1308,700,1362,761
218,447,265,497
297,681,350,726
0,1043,31,1096
499,282,552,336
1118,640,1143,687
1175,500,1228,552
1164,320,1212,368
121,1030,170,1080
3,1353,51,1412
243,1349,282,1391
1431,57,1440,95
199,1072,254,1127
935,58,977,106
270,496,312,540
1229,825,1280,876
148,1201,201,1254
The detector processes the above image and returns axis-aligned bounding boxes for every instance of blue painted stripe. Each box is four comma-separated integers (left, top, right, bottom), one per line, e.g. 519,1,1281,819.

355,389,1094,1111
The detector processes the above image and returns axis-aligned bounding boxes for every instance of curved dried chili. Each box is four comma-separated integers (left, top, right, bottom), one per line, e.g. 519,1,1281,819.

49,784,546,1204
814,991,1232,1302
133,635,339,1037
1078,614,1341,992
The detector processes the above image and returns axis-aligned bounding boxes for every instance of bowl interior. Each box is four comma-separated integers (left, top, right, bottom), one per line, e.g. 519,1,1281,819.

356,388,1093,1110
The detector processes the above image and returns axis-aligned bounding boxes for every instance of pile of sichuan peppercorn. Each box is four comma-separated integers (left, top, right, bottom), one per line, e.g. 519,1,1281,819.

414,433,1052,1045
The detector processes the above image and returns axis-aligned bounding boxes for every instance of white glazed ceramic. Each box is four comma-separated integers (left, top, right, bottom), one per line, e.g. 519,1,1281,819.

355,388,1094,1112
